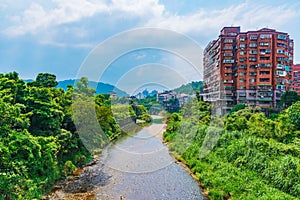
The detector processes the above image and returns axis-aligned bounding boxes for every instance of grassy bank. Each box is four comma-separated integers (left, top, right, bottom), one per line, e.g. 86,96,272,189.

163,99,300,200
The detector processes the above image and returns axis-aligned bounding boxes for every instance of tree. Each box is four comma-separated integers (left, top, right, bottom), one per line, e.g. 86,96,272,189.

28,73,58,88
230,104,246,114
280,91,299,107
74,77,95,97
286,101,300,130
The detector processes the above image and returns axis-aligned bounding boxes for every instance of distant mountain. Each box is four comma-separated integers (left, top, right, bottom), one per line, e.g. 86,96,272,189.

57,80,128,97
25,79,128,97
173,81,203,95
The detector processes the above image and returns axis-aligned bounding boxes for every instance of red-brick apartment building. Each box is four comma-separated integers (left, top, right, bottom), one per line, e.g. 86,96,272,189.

203,27,294,114
292,64,300,94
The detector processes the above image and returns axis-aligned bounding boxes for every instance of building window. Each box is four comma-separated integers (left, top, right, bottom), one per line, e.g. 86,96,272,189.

240,44,246,48
260,56,270,60
277,49,285,54
249,72,257,76
239,72,246,76
240,51,245,55
259,63,271,68
260,49,271,54
277,42,286,47
250,64,257,68
240,58,246,62
240,37,246,41
276,85,286,90
239,65,247,69
276,57,285,61
260,71,270,75
223,59,235,63
260,78,270,82
249,50,257,54
249,43,257,48
250,35,258,40
276,70,287,76
249,57,257,62
224,39,233,43
260,34,271,39
223,46,233,50
260,42,270,46
249,78,256,83
239,79,246,82
277,34,287,40
228,32,237,36
224,52,233,56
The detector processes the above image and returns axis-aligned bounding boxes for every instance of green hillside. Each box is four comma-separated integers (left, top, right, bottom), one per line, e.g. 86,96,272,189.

173,81,203,94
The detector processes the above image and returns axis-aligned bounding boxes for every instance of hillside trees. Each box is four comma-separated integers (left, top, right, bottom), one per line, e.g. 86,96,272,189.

0,72,127,199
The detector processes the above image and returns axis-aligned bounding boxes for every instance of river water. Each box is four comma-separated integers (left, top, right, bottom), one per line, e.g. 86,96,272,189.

48,122,207,200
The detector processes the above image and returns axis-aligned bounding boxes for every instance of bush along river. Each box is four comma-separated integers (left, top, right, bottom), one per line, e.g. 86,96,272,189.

47,119,207,200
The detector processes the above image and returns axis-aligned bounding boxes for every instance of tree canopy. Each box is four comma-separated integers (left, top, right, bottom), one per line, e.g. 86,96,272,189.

281,90,299,107
0,72,132,199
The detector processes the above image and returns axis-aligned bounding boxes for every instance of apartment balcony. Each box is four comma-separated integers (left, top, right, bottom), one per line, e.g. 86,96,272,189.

247,96,257,100
258,97,273,101
221,97,234,102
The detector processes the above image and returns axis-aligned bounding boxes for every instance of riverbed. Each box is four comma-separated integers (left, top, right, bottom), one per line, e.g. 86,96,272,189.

48,121,207,200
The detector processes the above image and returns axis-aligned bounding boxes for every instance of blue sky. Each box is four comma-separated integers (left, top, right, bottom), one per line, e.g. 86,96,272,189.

1,0,300,93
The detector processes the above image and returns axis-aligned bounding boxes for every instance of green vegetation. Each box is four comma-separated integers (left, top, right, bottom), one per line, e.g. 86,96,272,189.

281,90,300,107
173,81,203,95
163,98,300,199
0,72,132,199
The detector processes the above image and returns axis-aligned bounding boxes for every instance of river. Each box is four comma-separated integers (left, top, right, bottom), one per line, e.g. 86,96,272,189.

48,120,207,200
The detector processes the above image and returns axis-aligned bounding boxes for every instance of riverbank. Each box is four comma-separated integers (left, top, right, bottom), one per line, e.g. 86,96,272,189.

168,152,209,199
160,131,209,199
46,117,207,200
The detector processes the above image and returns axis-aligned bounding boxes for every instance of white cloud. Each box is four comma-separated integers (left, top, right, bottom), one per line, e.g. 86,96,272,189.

146,2,299,36
3,0,164,37
3,1,109,36
40,40,95,48
2,0,299,51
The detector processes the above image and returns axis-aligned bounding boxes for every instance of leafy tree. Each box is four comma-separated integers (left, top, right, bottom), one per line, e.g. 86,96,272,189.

286,101,300,131
230,104,245,114
28,73,58,88
0,72,26,104
280,91,299,107
74,77,95,97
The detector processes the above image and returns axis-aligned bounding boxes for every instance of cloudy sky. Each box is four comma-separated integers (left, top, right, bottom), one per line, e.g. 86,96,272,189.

1,0,300,93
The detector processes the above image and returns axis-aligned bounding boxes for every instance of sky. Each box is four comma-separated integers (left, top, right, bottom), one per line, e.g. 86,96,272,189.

1,0,300,93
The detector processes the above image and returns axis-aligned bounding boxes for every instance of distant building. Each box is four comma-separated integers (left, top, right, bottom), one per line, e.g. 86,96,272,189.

157,91,177,103
177,93,193,107
157,91,193,112
203,26,294,114
109,91,117,99
292,64,300,94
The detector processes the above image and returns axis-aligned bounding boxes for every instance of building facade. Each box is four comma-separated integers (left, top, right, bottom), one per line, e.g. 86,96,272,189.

292,64,300,94
203,27,294,114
